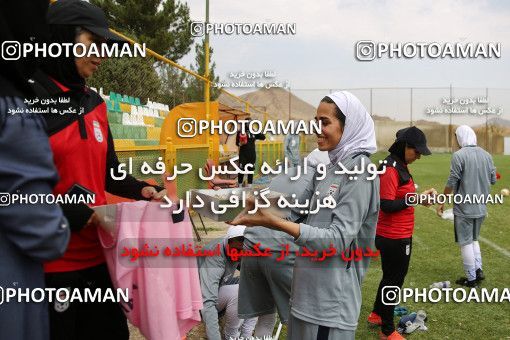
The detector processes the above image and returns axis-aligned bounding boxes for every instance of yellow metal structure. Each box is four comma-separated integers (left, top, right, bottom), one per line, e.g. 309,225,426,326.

48,0,285,197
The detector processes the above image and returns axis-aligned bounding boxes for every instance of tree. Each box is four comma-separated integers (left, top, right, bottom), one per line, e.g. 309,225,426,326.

88,56,164,103
90,0,194,60
159,64,189,108
185,38,221,102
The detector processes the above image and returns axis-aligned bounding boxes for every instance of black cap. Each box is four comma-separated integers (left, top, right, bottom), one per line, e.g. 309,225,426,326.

47,0,125,42
395,126,431,155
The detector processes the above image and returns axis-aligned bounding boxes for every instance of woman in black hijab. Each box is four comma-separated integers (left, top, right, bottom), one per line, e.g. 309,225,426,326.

368,127,435,340
30,1,165,339
236,118,266,187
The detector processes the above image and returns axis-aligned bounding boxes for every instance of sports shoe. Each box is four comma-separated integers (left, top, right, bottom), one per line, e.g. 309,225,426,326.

407,310,428,333
368,312,382,326
379,330,406,340
476,269,485,282
394,306,409,316
455,277,478,287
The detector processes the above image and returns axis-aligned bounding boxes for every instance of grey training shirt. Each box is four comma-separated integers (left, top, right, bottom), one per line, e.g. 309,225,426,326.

446,146,496,218
289,153,380,330
243,166,316,258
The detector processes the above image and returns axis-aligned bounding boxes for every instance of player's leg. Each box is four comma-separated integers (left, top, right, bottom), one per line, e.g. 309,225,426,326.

253,313,277,338
473,216,486,281
238,166,245,185
458,243,476,285
473,241,482,272
77,264,129,340
265,257,294,324
239,315,258,339
371,235,388,324
327,327,356,340
373,236,412,336
217,283,243,339
251,257,293,337
454,216,478,286
238,256,276,320
45,271,81,340
218,282,258,339
287,314,319,340
288,314,355,340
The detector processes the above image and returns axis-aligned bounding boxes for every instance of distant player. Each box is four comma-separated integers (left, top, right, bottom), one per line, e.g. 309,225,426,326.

437,125,497,287
198,226,258,340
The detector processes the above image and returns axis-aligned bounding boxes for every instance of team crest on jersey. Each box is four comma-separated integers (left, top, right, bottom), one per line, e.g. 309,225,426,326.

328,184,339,196
93,120,104,143
54,287,71,313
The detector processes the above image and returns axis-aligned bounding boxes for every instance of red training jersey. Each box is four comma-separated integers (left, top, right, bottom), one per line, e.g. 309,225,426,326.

43,79,108,273
376,166,415,239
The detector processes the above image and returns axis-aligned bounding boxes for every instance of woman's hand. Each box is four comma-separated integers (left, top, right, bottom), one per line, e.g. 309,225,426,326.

228,207,277,228
227,196,301,239
420,188,437,207
436,203,445,216
141,186,167,201
85,212,101,228
228,196,277,228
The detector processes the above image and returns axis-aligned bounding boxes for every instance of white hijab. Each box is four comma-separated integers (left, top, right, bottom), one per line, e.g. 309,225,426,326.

326,91,377,164
455,125,477,147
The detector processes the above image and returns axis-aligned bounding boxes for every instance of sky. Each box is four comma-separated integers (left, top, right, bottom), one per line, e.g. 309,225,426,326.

182,0,510,125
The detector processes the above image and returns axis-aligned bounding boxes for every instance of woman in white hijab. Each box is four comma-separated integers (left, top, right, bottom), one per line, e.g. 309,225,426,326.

437,125,497,288
455,125,478,147
230,91,380,340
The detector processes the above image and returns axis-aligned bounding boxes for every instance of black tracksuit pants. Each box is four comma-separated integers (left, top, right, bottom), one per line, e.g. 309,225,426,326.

372,235,412,335
45,263,129,340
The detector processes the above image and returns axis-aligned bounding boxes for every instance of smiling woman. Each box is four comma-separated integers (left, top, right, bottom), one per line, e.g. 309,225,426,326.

316,96,346,152
230,91,380,340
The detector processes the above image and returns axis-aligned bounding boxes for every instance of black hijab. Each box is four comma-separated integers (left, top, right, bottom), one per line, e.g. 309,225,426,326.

40,24,86,92
388,140,407,164
0,0,49,97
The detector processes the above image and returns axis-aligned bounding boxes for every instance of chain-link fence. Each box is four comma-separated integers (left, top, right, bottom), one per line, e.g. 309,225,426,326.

291,87,510,155
85,31,285,196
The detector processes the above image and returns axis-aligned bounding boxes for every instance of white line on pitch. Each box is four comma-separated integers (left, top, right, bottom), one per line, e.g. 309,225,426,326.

424,205,510,258
478,237,510,259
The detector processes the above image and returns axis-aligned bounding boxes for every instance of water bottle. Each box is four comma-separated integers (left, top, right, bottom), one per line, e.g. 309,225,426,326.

429,281,450,288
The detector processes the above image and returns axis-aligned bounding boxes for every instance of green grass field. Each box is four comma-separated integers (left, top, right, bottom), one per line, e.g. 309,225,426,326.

278,152,510,339
355,152,510,339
